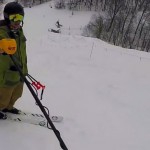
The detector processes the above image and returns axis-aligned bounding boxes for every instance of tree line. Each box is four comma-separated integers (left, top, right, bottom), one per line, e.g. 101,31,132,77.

15,0,51,7
56,0,150,52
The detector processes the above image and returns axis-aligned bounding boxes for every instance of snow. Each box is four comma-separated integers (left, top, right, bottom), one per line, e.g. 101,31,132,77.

1,1,150,150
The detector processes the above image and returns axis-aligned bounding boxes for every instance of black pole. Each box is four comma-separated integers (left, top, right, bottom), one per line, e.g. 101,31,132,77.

10,55,68,150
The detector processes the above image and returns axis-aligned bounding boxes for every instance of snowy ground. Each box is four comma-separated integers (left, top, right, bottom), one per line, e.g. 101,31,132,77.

1,1,150,150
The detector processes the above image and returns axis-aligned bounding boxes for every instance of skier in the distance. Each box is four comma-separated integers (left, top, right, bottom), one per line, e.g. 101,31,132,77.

55,20,62,28
0,2,28,119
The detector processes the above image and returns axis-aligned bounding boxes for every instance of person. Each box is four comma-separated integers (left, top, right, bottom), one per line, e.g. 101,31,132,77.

55,20,62,28
0,2,28,119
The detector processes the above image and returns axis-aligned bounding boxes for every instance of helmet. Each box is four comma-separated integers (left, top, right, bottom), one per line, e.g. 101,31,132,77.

3,2,24,22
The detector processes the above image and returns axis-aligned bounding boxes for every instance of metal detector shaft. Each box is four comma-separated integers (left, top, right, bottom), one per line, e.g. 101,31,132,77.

10,55,68,150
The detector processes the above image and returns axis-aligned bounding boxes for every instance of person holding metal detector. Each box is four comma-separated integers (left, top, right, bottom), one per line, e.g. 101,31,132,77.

0,3,68,150
0,2,28,119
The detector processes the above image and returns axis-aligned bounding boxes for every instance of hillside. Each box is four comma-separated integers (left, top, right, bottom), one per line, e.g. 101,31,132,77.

0,1,150,150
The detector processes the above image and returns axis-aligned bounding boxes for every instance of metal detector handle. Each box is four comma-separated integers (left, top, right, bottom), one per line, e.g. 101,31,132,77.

9,55,68,150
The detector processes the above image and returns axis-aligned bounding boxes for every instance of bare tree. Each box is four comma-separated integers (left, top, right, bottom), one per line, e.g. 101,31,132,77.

130,0,150,48
107,0,123,32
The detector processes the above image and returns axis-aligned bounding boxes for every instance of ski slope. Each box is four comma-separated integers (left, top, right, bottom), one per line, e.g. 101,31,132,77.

1,1,150,150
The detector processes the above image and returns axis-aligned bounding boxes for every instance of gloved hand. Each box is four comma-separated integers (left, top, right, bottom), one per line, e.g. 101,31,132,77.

0,39,17,55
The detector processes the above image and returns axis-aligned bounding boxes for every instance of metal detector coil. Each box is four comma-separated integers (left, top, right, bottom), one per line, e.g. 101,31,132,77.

0,39,17,55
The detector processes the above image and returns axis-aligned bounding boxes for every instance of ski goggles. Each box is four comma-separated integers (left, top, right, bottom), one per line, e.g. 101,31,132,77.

9,14,24,22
